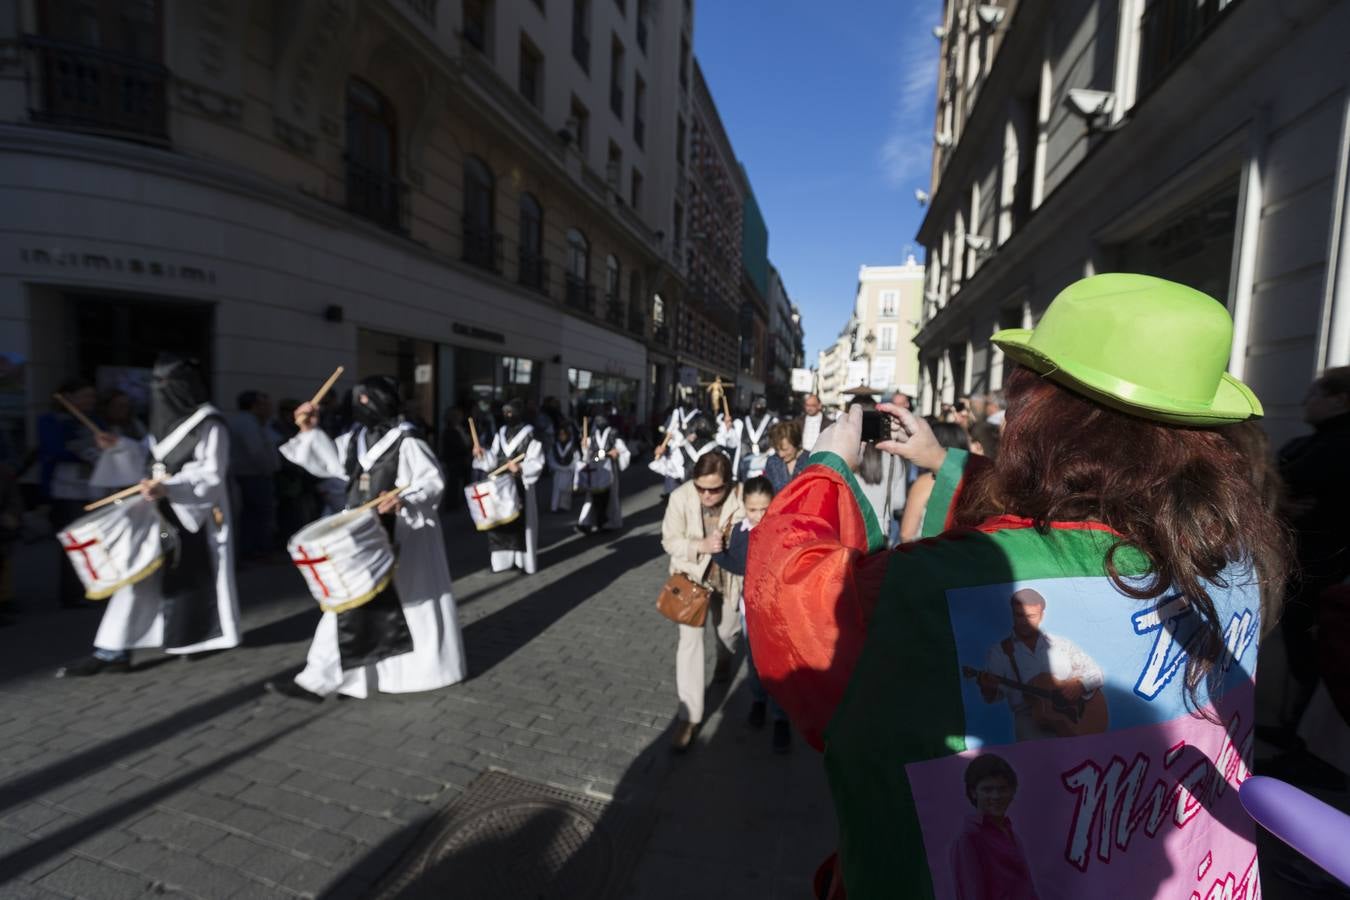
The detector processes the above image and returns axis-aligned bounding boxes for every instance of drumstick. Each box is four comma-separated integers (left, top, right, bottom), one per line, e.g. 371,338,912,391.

721,394,732,422
84,480,160,512
53,394,105,437
488,454,526,478
582,417,589,452
351,485,409,516
468,417,481,452
310,366,344,407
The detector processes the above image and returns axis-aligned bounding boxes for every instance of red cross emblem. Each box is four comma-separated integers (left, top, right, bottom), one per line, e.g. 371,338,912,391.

62,533,101,581
469,483,493,518
291,545,331,598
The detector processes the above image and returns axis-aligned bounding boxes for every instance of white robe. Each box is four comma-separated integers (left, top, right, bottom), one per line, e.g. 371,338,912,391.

546,440,576,512
473,426,545,574
718,415,777,480
648,408,700,483
800,413,828,452
280,427,465,698
575,429,632,529
93,417,242,655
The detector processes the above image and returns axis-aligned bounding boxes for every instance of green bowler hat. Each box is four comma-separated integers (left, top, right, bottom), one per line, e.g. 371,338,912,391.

991,273,1261,426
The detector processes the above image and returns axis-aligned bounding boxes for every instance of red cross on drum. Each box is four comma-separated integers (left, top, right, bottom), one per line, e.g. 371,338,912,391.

286,507,396,614
463,474,522,531
58,496,165,600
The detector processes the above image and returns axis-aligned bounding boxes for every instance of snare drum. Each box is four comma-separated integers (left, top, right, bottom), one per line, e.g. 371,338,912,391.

573,458,614,494
58,497,164,600
464,474,522,531
288,508,396,613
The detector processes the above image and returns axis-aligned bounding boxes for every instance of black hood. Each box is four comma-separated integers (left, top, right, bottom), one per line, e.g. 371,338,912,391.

150,354,208,438
352,375,402,437
590,414,610,433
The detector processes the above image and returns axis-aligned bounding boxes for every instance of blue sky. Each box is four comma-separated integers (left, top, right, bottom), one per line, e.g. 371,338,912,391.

693,0,942,361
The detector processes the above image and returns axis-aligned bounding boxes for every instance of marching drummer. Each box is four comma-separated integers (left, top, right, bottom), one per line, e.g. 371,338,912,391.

268,375,465,701
471,399,545,575
58,354,243,676
575,410,631,535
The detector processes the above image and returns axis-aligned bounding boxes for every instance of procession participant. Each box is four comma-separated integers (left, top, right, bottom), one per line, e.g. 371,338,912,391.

798,393,831,453
720,396,778,482
546,421,578,513
654,390,704,495
60,355,242,676
269,375,464,700
745,274,1289,899
40,381,105,608
473,399,545,574
575,412,632,534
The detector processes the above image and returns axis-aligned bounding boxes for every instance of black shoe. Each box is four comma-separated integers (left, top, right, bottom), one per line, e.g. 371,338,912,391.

264,680,325,703
772,720,792,754
58,655,130,678
748,701,767,729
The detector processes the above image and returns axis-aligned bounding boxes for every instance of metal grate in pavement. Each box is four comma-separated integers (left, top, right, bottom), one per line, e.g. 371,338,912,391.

369,770,650,900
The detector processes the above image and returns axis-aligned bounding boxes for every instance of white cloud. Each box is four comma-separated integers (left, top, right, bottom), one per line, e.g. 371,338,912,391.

879,6,943,189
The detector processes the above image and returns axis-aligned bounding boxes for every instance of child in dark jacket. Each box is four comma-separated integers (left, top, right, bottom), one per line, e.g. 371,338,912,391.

714,476,791,752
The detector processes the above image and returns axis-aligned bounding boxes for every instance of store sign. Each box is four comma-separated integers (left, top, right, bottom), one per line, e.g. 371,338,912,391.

790,368,814,393
19,247,217,284
414,364,433,385
452,323,506,344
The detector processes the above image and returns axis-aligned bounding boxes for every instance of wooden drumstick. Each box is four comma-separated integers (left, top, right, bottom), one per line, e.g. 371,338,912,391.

351,485,408,515
53,394,105,437
582,417,589,451
488,454,526,478
468,416,481,453
84,479,161,512
310,366,345,407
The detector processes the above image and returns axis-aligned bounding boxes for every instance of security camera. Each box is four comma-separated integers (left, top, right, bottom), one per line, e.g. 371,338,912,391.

965,234,992,252
915,189,930,206
1064,89,1115,119
976,5,1006,27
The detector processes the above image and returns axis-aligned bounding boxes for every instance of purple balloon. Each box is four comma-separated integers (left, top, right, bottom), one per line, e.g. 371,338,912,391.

1240,775,1350,887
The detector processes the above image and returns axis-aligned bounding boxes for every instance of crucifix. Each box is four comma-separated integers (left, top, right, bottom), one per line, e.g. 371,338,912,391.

701,376,732,421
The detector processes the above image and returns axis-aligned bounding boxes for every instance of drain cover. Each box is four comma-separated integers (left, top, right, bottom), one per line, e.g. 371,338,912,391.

370,771,648,900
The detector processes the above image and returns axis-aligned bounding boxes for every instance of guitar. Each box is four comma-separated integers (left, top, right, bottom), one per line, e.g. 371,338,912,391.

961,665,1110,737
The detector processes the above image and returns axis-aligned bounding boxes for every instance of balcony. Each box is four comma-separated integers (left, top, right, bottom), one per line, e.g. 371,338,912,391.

636,18,648,53
23,35,169,143
604,295,626,328
462,223,503,273
627,306,646,337
634,113,645,148
1138,0,1239,97
572,31,590,72
610,84,624,118
518,247,549,294
346,161,408,234
653,323,671,346
565,275,596,314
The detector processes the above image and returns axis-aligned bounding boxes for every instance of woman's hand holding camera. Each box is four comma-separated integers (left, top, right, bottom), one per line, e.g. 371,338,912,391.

814,404,948,474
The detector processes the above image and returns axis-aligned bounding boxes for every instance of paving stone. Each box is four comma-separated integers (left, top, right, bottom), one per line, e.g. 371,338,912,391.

201,833,302,884
38,856,154,900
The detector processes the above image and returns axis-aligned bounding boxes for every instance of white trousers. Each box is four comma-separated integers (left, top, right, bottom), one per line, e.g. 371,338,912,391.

675,588,741,724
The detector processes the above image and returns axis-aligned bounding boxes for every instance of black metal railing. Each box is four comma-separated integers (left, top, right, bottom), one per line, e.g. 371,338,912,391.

565,275,596,313
627,307,646,336
518,247,549,293
23,35,169,142
1138,0,1237,96
346,161,408,233
653,323,670,346
604,295,626,328
462,224,503,272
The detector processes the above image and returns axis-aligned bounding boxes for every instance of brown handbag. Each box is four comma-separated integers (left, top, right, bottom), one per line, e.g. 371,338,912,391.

656,573,711,627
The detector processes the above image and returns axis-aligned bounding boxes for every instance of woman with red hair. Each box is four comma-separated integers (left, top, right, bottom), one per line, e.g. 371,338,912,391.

744,274,1290,899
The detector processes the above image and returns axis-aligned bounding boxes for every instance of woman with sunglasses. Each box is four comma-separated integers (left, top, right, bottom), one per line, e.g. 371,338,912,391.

660,449,744,752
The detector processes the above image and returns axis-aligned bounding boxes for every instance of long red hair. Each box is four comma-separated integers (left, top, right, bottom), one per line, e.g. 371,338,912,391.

958,367,1291,705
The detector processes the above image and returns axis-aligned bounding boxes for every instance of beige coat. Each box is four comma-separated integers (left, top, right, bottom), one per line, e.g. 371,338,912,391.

661,479,745,593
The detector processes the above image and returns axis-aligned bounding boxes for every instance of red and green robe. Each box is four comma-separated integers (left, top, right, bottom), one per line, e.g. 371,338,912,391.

744,449,1261,900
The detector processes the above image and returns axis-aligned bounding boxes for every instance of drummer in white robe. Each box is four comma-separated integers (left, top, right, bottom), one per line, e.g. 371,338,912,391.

268,375,465,700
59,354,242,676
472,399,545,574
574,413,632,534
652,393,703,495
718,396,778,482
545,421,578,513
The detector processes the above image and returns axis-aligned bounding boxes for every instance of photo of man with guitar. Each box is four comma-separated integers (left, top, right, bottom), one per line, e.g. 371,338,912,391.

964,588,1108,741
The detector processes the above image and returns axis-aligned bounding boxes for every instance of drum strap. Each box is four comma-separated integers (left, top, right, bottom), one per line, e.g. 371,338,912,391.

742,415,773,453
590,428,612,460
149,405,224,477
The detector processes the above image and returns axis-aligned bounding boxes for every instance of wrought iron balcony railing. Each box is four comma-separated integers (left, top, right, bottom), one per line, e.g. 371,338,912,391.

23,35,169,142
518,247,549,294
462,224,503,273
346,161,409,234
565,275,596,314
604,295,626,328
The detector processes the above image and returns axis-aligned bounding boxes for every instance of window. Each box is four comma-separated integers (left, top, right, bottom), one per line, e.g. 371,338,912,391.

879,290,898,318
565,228,592,312
463,0,489,52
678,34,690,89
605,254,623,325
675,116,686,166
571,0,590,72
632,73,646,147
606,141,622,190
1138,0,1239,97
614,0,626,13
462,155,498,271
609,35,625,118
1115,180,1239,303
878,325,897,352
672,201,683,250
345,78,403,232
636,0,649,52
569,95,589,155
629,168,643,210
628,270,645,334
518,192,545,291
518,35,542,108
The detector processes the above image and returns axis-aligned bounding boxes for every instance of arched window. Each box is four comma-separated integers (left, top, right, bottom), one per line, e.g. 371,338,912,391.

565,228,592,312
518,192,544,291
463,156,497,271
346,77,401,230
605,254,622,326
628,270,644,334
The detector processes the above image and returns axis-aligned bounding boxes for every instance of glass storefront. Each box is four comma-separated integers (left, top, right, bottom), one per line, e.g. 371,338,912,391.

567,367,639,432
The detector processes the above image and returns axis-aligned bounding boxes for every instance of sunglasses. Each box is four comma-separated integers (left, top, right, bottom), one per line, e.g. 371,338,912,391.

694,483,728,495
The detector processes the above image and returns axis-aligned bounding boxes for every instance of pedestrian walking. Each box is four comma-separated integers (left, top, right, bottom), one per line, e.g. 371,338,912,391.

764,420,809,493
575,412,631,533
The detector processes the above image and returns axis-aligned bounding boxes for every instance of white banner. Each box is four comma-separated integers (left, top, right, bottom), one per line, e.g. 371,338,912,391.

870,358,896,391
846,360,871,388
791,368,814,392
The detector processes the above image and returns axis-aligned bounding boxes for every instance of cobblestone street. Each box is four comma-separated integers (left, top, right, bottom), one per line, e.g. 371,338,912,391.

0,472,836,899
